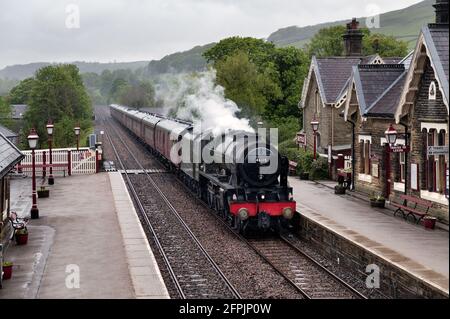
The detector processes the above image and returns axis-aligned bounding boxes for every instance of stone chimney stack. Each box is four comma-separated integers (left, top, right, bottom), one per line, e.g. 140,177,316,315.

433,0,449,24
342,18,363,56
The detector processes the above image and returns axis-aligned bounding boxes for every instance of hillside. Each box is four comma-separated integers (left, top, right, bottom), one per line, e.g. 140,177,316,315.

0,61,150,81
267,0,434,48
146,43,215,75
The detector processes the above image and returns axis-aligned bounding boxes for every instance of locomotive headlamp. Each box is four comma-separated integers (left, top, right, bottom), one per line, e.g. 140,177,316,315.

238,208,249,221
260,194,265,200
282,207,294,220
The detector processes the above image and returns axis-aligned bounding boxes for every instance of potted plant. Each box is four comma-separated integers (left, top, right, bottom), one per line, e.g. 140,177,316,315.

423,216,437,230
334,184,346,194
37,186,50,198
2,261,13,280
370,194,386,208
15,227,28,245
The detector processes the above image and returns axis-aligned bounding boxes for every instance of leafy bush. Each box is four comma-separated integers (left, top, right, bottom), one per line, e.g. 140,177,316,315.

309,157,329,180
298,151,314,174
277,139,297,157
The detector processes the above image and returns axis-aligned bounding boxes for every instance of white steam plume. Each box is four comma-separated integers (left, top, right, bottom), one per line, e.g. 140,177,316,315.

154,69,254,134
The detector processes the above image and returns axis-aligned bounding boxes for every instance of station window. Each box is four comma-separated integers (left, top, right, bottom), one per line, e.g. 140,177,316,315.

359,139,371,175
399,152,406,183
425,129,447,193
315,90,320,115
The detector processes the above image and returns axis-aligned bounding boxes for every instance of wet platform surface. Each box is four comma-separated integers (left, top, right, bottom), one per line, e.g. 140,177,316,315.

290,178,449,294
0,173,167,298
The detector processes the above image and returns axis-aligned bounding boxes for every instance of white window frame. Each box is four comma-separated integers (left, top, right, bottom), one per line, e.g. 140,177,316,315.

429,81,437,100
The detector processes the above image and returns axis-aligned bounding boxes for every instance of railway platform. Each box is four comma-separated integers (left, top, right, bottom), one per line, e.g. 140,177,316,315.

0,173,169,299
290,177,449,297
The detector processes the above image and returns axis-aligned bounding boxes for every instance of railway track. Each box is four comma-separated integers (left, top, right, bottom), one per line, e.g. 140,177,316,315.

102,117,241,299
98,107,366,299
247,235,366,299
170,172,367,299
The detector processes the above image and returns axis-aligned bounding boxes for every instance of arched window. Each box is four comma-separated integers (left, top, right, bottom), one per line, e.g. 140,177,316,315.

429,81,437,100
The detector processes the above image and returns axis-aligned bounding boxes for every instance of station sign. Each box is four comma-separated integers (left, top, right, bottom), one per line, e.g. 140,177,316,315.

389,145,410,153
296,132,306,146
427,145,448,156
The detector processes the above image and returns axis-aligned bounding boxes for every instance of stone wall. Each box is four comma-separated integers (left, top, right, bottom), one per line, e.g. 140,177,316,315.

298,215,448,298
303,73,330,154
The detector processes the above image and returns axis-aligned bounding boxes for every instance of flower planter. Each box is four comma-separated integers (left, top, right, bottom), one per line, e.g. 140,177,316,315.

2,263,12,280
37,190,50,198
15,233,28,245
334,186,346,195
299,172,309,180
370,199,385,208
423,217,436,230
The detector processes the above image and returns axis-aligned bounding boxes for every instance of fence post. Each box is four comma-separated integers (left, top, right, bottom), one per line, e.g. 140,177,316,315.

68,150,72,176
43,150,47,178
18,160,22,174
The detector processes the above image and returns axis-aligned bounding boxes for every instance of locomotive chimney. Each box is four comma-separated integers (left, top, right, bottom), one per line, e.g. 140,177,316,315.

433,0,449,24
342,18,363,56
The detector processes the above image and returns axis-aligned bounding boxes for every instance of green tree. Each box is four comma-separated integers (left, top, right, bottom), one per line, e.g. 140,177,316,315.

306,26,347,57
363,33,409,57
204,37,309,138
307,25,408,58
23,64,93,148
0,96,13,128
204,37,275,70
118,80,156,109
8,77,35,104
215,51,281,118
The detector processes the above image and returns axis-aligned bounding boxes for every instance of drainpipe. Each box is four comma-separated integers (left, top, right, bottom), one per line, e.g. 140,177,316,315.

400,122,409,195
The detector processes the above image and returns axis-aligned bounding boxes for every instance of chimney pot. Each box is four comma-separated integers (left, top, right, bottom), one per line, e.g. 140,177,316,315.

343,18,363,56
433,0,449,24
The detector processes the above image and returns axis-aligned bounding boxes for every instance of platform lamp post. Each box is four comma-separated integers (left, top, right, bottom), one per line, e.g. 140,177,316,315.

28,128,39,219
310,115,319,160
74,124,81,151
46,120,55,185
384,124,398,199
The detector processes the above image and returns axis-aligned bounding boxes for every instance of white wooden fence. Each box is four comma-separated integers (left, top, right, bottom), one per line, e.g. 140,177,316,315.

16,147,98,176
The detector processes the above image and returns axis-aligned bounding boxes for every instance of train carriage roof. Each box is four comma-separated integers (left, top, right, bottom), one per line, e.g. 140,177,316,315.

157,119,191,136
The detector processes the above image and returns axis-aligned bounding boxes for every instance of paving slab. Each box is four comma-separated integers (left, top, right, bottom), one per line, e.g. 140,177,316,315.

1,174,135,298
290,177,449,294
108,172,169,299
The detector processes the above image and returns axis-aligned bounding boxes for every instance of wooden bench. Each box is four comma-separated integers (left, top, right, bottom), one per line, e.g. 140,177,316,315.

392,194,433,224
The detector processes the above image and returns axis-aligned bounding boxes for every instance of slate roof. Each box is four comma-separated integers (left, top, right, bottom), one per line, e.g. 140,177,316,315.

352,64,406,117
0,124,18,138
366,72,407,117
383,57,404,64
0,132,24,178
424,23,449,104
314,56,362,104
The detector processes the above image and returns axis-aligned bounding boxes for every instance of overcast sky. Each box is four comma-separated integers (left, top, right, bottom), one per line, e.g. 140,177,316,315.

0,0,423,69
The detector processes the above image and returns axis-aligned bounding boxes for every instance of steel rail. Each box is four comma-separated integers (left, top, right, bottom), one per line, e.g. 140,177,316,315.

104,118,242,299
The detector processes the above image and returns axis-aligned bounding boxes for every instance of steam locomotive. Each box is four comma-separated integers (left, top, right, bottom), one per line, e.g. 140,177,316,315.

110,104,296,233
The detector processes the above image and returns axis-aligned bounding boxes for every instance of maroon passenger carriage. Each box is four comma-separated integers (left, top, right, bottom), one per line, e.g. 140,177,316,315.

110,104,296,233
